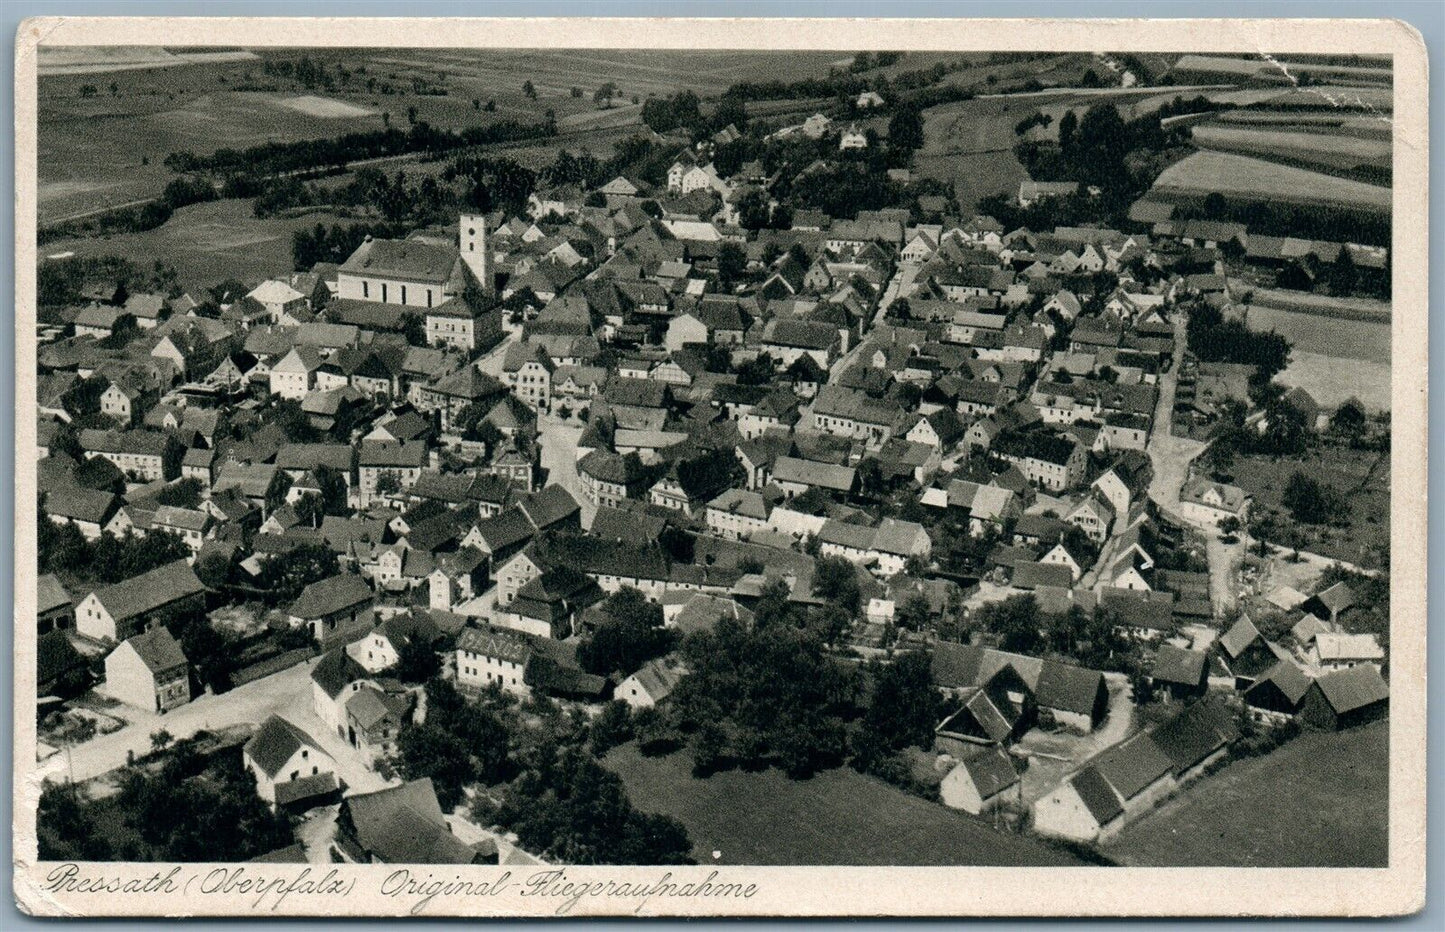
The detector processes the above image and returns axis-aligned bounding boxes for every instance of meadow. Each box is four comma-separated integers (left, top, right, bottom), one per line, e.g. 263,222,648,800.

1108,722,1388,867
37,46,849,222
605,743,1085,866
1189,124,1391,173
41,199,353,289
1150,150,1391,212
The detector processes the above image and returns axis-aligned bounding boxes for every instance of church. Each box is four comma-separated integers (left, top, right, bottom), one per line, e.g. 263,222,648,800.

333,214,501,351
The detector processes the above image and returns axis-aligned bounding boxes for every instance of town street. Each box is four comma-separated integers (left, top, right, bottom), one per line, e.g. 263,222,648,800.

42,656,391,795
537,412,591,526
1145,308,1206,516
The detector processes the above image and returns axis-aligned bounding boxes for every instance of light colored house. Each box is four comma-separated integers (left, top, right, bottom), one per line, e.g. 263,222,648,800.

243,714,338,807
705,488,770,540
76,559,206,643
455,624,533,698
246,279,308,323
269,347,323,400
940,749,1021,815
616,655,688,709
103,626,190,712
336,228,470,309
1309,632,1385,673
1177,477,1250,526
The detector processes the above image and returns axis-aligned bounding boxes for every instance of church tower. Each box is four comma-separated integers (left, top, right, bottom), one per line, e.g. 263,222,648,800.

459,213,489,293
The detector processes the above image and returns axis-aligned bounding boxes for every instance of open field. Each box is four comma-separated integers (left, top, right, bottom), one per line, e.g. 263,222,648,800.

1190,124,1390,173
1213,109,1392,137
1273,352,1392,414
1232,443,1390,566
41,198,352,290
605,743,1085,866
1151,150,1390,212
38,47,845,221
38,46,259,75
915,97,1032,213
1108,722,1388,867
1268,85,1394,111
1170,54,1393,85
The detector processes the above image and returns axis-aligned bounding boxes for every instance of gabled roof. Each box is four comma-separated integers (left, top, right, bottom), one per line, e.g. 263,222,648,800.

1147,699,1239,774
311,647,369,698
456,623,533,665
288,574,373,619
244,714,327,778
1313,664,1389,714
1218,614,1264,659
90,560,205,624
339,238,459,284
340,778,483,863
959,748,1020,799
1247,658,1313,706
1151,644,1208,686
121,625,188,673
1069,765,1124,825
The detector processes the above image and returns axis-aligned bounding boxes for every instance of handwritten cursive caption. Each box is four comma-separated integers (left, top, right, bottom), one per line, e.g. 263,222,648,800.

43,864,759,916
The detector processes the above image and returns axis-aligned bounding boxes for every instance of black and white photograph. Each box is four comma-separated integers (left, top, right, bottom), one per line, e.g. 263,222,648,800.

12,15,1429,919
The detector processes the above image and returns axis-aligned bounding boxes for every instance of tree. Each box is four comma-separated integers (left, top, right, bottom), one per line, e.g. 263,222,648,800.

691,721,730,776
735,188,771,231
861,651,940,753
716,242,748,290
392,723,474,810
154,477,205,509
976,594,1042,653
813,555,861,616
1282,471,1348,525
1331,398,1368,443
393,636,442,684
589,700,633,755
522,80,537,99
313,464,350,516
261,542,340,602
1057,108,1077,151
887,106,925,152
895,592,932,631
594,82,618,106
578,588,677,677
149,729,174,752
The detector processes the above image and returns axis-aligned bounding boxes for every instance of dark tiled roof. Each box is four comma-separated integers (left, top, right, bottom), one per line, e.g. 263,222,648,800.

123,626,188,673
92,560,205,624
1314,664,1389,714
1070,766,1124,825
288,574,373,620
244,714,325,778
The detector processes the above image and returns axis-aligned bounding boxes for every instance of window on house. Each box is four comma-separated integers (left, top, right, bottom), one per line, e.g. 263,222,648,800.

381,283,388,302
363,281,369,298
401,286,408,304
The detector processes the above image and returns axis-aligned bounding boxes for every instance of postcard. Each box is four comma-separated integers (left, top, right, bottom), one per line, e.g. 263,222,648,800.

12,15,1427,917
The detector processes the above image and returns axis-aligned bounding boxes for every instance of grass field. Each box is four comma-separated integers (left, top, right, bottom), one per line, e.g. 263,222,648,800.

1151,150,1391,212
38,46,849,222
915,97,1031,213
41,198,352,290
1171,54,1393,85
604,743,1085,866
1108,722,1388,867
1214,110,1392,137
1190,124,1390,173
1232,443,1390,567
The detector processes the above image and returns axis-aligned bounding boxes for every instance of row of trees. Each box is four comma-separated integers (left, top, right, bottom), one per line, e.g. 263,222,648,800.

165,118,556,182
1185,301,1293,382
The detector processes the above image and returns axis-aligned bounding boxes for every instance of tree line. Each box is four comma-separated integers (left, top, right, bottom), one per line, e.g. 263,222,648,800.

164,118,556,182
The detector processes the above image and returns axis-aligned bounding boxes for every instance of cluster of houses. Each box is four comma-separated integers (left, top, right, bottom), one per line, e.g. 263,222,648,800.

36,133,1386,862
